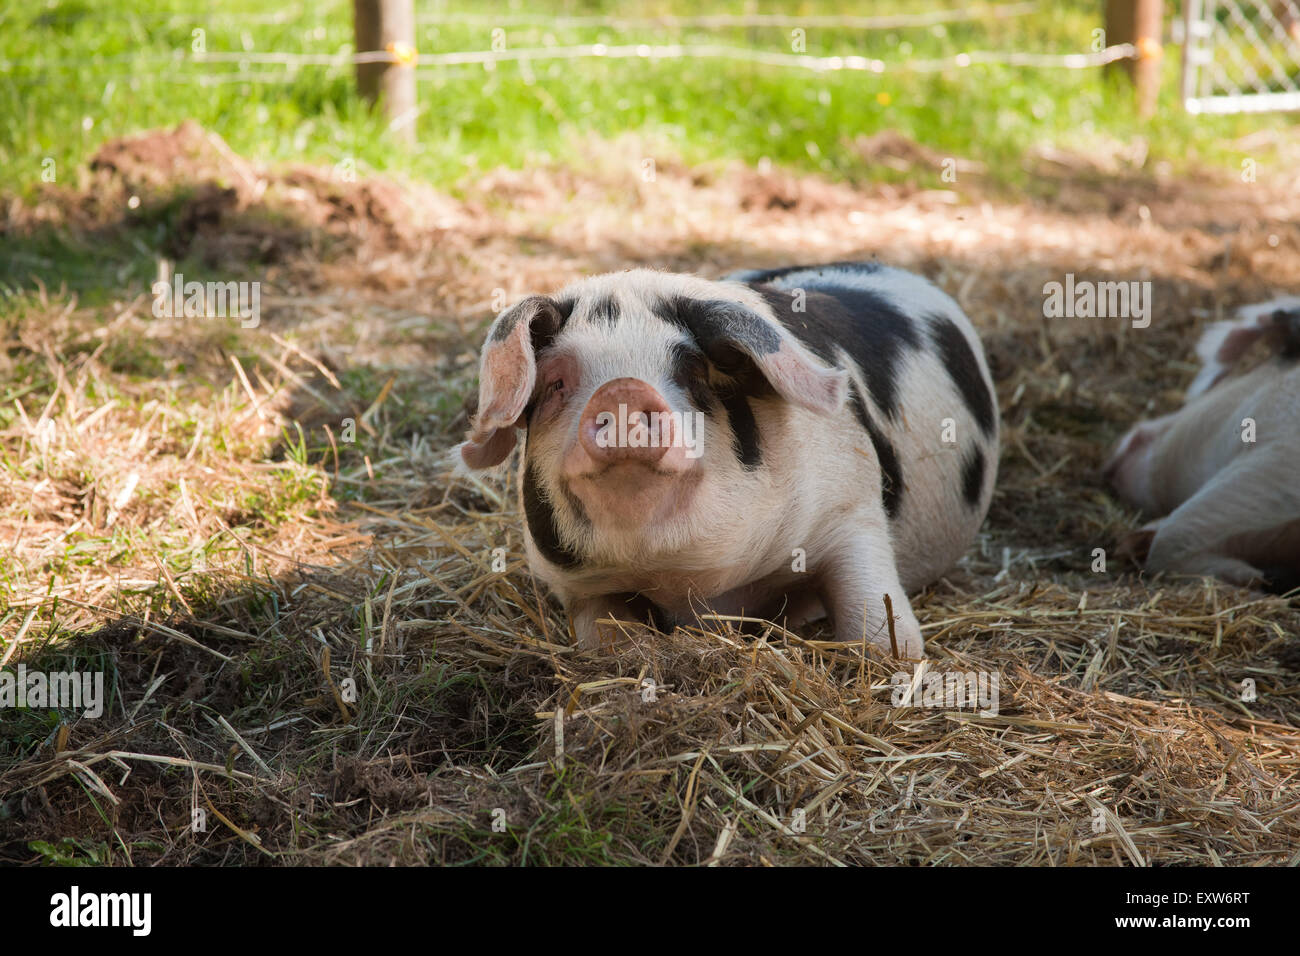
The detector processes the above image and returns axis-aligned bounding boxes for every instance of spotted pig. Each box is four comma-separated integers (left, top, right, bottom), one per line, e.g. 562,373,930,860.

459,262,1000,656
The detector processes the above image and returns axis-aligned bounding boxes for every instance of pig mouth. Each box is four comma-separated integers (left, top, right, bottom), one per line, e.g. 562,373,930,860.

564,460,702,528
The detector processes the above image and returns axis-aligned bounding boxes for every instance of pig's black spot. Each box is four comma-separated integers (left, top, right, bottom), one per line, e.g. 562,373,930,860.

669,341,716,412
718,385,763,471
560,483,591,532
489,295,572,348
1274,308,1300,360
664,325,765,470
586,296,620,328
729,260,885,284
754,285,920,421
929,315,996,438
960,444,986,510
655,298,785,406
534,298,575,352
656,296,783,362
522,462,582,568
847,382,903,520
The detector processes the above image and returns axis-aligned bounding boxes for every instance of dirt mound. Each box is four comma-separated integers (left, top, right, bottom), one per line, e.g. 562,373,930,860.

89,119,259,197
851,128,985,176
8,122,482,274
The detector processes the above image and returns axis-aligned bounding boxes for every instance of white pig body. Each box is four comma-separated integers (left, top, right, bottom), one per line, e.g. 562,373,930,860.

1105,299,1300,592
461,263,999,655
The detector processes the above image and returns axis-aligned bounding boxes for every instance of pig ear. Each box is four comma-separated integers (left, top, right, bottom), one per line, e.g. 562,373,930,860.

1187,302,1300,399
667,297,847,414
460,295,568,469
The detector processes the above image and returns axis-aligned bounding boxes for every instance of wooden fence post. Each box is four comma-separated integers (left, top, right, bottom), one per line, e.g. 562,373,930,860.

353,0,417,141
1105,0,1165,117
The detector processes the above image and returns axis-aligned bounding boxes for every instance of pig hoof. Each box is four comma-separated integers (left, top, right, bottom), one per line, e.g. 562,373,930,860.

570,594,651,652
1116,526,1158,565
887,614,925,660
574,618,622,653
571,611,617,652
833,598,925,659
1217,563,1269,590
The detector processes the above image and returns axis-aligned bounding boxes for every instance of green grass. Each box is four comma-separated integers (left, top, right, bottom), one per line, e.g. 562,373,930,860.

1,0,1292,210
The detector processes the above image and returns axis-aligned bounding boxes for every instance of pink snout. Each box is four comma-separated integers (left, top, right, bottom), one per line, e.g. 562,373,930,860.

578,378,676,466
563,377,701,527
1103,423,1158,513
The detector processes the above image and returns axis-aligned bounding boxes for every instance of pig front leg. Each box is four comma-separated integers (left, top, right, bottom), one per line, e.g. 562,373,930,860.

568,593,644,651
1152,549,1267,588
1144,449,1299,588
1116,521,1159,565
819,524,925,658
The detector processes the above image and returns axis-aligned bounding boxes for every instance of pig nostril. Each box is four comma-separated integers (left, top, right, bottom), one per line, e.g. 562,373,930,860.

578,378,674,464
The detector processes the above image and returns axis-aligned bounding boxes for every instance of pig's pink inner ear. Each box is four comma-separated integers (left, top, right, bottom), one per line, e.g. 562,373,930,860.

1217,326,1265,364
474,318,537,433
460,426,519,469
462,295,566,470
759,344,849,415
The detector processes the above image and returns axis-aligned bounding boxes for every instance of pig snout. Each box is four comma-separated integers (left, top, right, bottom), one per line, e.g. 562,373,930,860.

562,376,701,528
1100,445,1126,485
578,378,675,466
1103,423,1158,513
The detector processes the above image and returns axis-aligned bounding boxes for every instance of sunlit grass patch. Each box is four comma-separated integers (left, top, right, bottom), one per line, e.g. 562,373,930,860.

2,0,1293,200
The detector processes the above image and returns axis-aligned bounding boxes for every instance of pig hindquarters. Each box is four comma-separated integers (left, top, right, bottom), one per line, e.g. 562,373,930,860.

1104,300,1300,592
460,263,1000,656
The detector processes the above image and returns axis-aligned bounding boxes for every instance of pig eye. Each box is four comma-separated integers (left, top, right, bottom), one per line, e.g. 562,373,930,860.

530,351,579,424
531,376,569,424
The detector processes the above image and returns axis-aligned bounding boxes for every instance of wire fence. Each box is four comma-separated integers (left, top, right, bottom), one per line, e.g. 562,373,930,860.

2,1,1140,83
412,3,1042,29
22,2,1297,114
172,42,1139,78
1180,0,1300,112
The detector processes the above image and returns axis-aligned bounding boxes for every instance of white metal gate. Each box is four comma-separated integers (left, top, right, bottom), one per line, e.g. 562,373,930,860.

1181,0,1300,112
